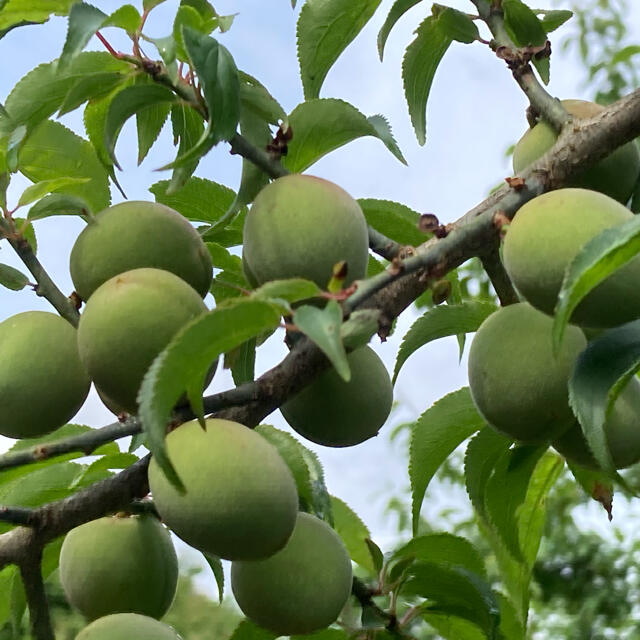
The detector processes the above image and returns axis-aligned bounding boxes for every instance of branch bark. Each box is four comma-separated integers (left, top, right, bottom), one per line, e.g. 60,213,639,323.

20,550,54,640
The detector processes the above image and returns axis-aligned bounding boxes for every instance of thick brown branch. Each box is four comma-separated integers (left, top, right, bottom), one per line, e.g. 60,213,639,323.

20,551,54,640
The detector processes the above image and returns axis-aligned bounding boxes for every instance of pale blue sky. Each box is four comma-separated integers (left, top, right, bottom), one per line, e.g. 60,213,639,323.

1,0,639,587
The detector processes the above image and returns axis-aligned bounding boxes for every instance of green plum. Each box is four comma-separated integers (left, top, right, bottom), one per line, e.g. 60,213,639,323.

77,268,208,413
513,99,640,203
231,512,353,635
468,303,587,443
148,418,298,560
281,346,393,447
70,200,212,300
75,614,182,639
0,311,90,439
60,514,178,620
242,174,369,290
503,188,640,327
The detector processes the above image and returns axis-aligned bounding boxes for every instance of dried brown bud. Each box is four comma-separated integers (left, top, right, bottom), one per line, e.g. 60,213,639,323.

505,176,526,190
418,213,440,233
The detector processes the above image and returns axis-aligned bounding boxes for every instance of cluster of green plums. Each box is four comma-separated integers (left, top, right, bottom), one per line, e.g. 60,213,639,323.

468,100,640,469
1,173,401,637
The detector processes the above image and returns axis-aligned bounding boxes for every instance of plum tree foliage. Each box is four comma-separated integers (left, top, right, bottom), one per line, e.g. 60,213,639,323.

0,1,639,640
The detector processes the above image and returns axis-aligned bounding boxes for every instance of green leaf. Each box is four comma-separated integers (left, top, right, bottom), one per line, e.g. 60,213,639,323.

202,552,224,603
495,591,525,640
105,4,141,32
179,27,239,148
569,320,640,473
422,612,484,640
410,388,484,534
27,193,90,222
226,338,256,385
553,216,640,353
330,496,374,573
377,0,423,61
19,120,110,213
464,428,512,523
206,242,242,272
166,104,205,192
0,53,127,136
210,269,249,304
284,99,405,173
229,620,277,640
0,263,29,290
255,425,314,512
12,217,37,253
436,7,479,44
537,9,572,33
517,452,563,567
394,302,497,383
402,16,452,145
17,176,89,207
239,71,286,125
502,0,547,47
292,300,350,382
138,299,282,490
150,177,239,223
393,532,486,578
252,278,322,305
0,566,17,628
365,538,384,574
235,99,271,209
104,84,178,168
0,0,75,35
297,0,383,99
174,5,208,61
58,2,107,70
136,100,170,165
299,446,333,524
404,563,500,638
58,72,128,116
143,0,168,10
484,445,545,561
340,309,380,350
567,461,614,519
69,452,138,488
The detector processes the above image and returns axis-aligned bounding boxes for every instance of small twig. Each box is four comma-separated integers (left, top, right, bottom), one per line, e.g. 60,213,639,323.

479,245,519,306
229,133,288,179
471,0,570,131
368,227,403,261
20,550,54,640
0,419,141,471
0,506,35,526
0,219,80,326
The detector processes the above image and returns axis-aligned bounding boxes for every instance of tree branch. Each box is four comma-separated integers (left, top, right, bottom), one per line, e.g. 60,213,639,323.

472,0,570,131
0,507,36,526
479,245,520,306
20,550,54,640
0,220,80,326
0,419,141,471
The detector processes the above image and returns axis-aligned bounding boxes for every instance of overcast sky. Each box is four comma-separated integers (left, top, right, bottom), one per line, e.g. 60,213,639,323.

1,0,640,591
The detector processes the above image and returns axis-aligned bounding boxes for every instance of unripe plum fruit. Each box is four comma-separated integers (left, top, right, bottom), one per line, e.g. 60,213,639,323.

75,613,182,640
503,188,640,328
468,303,587,443
242,175,369,289
553,377,640,469
513,99,640,203
70,201,213,300
0,311,90,439
281,346,393,447
77,268,208,413
231,512,353,635
148,418,298,560
60,514,178,620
